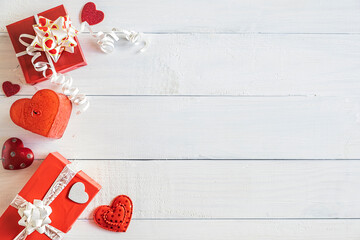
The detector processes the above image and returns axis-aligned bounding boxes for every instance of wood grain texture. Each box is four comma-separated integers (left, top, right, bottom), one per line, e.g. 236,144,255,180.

0,0,359,238
0,0,360,33
2,96,360,160
1,160,360,219
67,219,360,240
1,34,360,96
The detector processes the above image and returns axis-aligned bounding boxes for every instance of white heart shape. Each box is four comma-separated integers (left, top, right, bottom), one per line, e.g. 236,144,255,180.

68,182,89,204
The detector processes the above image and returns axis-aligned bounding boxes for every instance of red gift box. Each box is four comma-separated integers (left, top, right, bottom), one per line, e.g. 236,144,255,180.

6,5,87,85
0,152,101,240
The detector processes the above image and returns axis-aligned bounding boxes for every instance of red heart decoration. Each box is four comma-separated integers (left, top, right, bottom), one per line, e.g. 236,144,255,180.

39,17,47,26
10,89,72,139
2,81,20,97
49,49,57,54
81,2,105,26
93,195,133,232
1,138,34,170
45,39,53,48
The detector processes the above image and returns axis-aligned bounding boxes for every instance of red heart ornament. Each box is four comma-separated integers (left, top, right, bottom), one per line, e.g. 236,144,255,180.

94,195,133,232
1,138,34,170
81,2,105,25
2,81,20,97
10,89,72,139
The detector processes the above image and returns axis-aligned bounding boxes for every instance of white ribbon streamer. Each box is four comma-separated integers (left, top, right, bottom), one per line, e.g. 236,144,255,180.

10,163,79,240
80,21,148,54
16,34,52,78
49,73,90,114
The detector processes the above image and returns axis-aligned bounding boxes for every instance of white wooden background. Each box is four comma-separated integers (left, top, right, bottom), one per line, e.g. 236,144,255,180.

0,0,360,239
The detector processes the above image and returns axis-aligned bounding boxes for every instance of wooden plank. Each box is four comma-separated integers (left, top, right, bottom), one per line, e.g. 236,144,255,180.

1,96,360,160
67,219,360,240
1,0,360,33
1,160,360,219
1,34,360,96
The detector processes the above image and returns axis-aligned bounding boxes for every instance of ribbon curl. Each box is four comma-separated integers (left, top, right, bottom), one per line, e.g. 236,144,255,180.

49,73,90,114
80,21,148,54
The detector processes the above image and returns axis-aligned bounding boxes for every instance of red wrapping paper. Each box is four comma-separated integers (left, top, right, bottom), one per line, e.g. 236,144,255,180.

6,5,87,85
0,152,101,240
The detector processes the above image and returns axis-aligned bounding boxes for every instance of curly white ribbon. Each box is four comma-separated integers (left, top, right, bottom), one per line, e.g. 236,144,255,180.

49,73,90,114
80,21,148,54
16,34,52,78
10,164,78,240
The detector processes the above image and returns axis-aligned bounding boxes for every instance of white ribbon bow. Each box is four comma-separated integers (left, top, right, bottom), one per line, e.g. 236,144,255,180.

18,199,52,235
10,164,79,240
30,15,78,63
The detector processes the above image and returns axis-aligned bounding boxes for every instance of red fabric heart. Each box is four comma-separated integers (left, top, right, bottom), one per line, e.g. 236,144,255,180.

81,2,105,25
93,195,133,232
2,81,20,97
1,138,34,170
10,89,72,139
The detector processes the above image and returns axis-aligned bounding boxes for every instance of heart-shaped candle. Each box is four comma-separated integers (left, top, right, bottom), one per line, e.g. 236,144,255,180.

1,138,34,170
81,2,105,25
93,195,133,232
10,89,72,139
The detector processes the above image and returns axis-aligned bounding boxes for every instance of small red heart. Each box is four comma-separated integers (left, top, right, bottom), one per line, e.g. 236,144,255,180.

10,89,72,139
2,81,20,97
1,138,34,170
81,2,105,26
48,49,57,54
45,39,53,48
38,26,48,32
39,17,47,26
93,195,133,232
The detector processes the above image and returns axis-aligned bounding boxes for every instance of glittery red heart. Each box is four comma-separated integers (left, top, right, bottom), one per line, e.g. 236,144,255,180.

81,2,104,26
93,195,133,232
1,138,34,170
2,81,20,97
